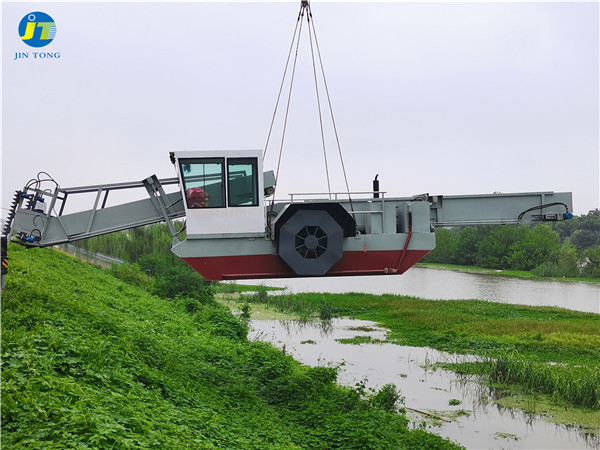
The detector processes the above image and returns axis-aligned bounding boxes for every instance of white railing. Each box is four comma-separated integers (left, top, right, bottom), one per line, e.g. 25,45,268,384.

287,191,386,202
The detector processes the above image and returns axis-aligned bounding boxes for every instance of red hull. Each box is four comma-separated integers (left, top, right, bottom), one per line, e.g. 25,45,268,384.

182,249,430,281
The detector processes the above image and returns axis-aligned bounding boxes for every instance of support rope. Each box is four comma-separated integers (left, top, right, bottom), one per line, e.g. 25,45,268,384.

272,8,306,201
307,6,355,213
307,8,332,198
266,2,307,222
265,0,355,223
262,6,304,163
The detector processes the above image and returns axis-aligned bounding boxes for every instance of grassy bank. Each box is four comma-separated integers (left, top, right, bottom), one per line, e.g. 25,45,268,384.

242,288,600,415
417,262,600,284
1,245,459,449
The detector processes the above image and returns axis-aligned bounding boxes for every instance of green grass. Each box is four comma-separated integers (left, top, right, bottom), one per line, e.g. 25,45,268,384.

243,290,600,411
494,390,600,433
487,351,599,408
1,245,459,449
212,282,285,294
336,336,386,345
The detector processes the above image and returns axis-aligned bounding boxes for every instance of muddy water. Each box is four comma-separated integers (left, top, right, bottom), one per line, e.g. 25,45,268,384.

249,318,599,449
241,267,600,314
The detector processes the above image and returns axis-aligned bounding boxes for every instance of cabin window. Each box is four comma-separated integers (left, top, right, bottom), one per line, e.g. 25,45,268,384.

227,158,258,207
180,158,225,208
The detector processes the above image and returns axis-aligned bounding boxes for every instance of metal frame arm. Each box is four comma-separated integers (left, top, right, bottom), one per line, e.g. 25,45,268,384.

427,191,573,227
6,175,185,247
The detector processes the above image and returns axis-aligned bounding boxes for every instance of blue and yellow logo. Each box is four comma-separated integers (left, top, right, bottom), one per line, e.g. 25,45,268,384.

19,12,56,48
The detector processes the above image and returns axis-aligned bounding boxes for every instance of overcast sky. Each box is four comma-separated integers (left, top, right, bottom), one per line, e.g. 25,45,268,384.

2,1,599,218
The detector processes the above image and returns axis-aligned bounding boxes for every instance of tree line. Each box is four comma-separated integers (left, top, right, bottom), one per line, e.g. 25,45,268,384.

423,211,600,278
74,222,183,265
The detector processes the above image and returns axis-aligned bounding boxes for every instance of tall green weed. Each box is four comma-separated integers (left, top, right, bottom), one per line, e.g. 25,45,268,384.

488,350,600,409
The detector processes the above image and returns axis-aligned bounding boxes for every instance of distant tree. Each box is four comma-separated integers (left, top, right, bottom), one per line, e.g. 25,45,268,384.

552,216,578,242
75,221,184,264
425,228,456,263
552,213,600,250
476,226,524,269
582,246,600,278
556,239,580,278
510,225,561,271
454,227,489,266
570,229,600,252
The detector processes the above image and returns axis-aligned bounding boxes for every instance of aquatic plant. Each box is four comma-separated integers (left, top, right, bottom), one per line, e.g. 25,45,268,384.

369,384,405,413
488,350,600,409
239,302,251,321
336,336,386,345
239,288,600,414
319,300,334,321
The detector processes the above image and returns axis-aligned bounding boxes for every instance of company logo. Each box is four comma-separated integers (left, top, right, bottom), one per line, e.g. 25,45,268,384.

19,12,56,48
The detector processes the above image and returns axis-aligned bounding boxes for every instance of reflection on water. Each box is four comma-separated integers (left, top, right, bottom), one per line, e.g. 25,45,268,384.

240,267,600,314
249,318,599,449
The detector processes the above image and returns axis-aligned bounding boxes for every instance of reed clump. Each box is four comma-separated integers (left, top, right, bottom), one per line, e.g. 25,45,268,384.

488,350,600,409
248,287,335,322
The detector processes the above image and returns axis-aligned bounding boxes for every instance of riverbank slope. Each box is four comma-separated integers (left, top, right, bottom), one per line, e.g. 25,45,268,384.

1,245,459,448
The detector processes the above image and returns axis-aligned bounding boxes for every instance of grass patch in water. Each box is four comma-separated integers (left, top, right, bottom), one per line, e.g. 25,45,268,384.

488,350,600,409
494,432,519,441
348,325,380,332
244,290,600,414
212,282,285,294
242,289,335,323
443,351,600,410
495,391,600,434
215,294,299,321
336,335,387,345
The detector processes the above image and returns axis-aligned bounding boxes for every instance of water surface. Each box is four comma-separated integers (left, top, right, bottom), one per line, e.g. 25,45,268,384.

241,267,600,313
249,318,599,449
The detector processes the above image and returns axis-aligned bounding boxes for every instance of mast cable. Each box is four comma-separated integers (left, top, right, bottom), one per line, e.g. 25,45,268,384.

268,3,307,216
263,7,304,163
307,6,332,199
265,0,355,226
308,5,355,213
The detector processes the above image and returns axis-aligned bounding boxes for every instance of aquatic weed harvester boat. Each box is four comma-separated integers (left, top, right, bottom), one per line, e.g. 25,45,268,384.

1,2,572,284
